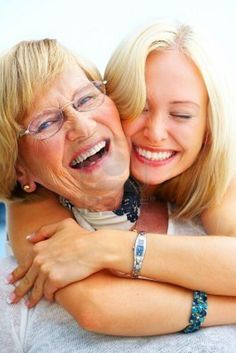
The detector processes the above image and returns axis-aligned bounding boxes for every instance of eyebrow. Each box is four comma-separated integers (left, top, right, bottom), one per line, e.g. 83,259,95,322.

34,108,59,117
170,101,200,109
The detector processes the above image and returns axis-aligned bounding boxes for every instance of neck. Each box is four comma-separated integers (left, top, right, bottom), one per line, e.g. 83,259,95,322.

72,187,124,212
140,184,157,201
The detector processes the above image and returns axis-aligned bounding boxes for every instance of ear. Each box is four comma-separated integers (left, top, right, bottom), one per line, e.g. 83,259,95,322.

15,161,37,193
203,131,211,146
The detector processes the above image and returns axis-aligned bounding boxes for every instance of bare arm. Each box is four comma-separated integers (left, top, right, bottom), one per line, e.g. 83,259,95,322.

7,202,197,336
201,176,236,235
7,190,72,267
55,270,236,336
7,193,236,336
9,178,236,298
9,206,236,337
12,222,236,297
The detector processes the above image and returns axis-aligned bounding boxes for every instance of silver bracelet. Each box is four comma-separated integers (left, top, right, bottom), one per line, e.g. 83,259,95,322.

131,231,147,278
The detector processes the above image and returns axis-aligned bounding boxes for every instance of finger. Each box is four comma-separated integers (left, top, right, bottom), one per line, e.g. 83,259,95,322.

43,270,67,301
43,279,59,302
27,222,60,243
27,227,56,243
25,273,46,308
9,262,32,284
11,267,38,303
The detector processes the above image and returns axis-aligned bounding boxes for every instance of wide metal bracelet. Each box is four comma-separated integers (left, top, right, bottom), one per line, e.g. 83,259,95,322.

131,231,147,278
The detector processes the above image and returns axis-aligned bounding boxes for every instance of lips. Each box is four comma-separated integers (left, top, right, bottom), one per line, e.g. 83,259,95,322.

70,140,110,169
134,145,176,161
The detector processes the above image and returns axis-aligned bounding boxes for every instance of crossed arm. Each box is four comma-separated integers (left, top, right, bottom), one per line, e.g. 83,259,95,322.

6,181,236,335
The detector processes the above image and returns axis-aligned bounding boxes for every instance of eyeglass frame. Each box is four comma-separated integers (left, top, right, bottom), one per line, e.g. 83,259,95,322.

18,80,107,141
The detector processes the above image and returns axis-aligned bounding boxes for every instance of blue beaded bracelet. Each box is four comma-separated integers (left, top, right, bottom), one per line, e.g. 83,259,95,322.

183,291,208,333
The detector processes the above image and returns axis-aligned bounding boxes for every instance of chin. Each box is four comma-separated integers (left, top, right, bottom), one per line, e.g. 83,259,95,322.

131,169,166,186
102,168,129,190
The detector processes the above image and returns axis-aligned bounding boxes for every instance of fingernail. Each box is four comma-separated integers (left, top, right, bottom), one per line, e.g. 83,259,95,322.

5,274,13,284
26,233,35,241
25,299,33,309
6,292,16,304
25,299,30,308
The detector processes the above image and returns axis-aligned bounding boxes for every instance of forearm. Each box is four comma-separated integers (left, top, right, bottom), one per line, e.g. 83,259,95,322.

7,190,72,265
56,270,236,336
96,229,236,295
141,233,236,295
56,270,192,336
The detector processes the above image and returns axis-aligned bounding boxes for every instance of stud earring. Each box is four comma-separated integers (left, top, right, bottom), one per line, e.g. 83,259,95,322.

23,185,30,192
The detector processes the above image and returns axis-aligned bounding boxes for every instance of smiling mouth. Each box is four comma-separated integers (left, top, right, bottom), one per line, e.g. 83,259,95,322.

70,140,110,169
135,146,176,161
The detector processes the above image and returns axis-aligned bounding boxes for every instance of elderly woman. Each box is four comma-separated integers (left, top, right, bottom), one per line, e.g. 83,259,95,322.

1,21,235,346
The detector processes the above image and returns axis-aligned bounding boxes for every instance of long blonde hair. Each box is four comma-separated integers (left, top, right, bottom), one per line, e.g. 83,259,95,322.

105,21,236,218
0,39,101,200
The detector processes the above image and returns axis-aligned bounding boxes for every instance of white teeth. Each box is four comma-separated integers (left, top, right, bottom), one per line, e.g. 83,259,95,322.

136,147,174,161
71,141,106,166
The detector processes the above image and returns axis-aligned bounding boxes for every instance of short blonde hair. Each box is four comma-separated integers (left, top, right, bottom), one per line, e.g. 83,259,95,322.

0,39,101,200
105,21,236,218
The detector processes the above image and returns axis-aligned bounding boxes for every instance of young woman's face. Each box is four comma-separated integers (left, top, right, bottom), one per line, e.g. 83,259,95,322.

17,66,129,209
122,49,208,185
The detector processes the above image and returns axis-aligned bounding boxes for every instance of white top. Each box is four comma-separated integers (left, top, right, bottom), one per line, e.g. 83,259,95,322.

71,203,206,235
1,217,235,352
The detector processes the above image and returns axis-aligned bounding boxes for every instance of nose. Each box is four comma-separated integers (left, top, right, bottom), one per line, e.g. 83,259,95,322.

143,112,168,143
65,111,97,141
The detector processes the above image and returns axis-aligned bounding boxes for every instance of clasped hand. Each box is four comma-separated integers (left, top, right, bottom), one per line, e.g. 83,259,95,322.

8,219,104,307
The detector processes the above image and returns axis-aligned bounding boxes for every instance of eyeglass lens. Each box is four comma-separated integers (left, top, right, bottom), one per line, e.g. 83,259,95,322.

27,81,105,140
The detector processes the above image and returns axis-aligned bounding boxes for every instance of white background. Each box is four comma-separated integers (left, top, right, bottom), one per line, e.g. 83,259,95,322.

1,0,236,77
1,0,236,257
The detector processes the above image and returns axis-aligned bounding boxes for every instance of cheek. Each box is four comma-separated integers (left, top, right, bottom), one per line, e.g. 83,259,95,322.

192,125,206,149
23,140,63,172
19,141,41,169
18,139,32,157
178,120,206,147
122,119,141,139
103,99,123,129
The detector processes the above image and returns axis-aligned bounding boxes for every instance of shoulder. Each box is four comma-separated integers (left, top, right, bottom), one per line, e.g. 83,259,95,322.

168,204,206,236
201,175,236,235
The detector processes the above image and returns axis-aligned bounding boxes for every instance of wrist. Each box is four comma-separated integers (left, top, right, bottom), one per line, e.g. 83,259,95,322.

97,229,136,274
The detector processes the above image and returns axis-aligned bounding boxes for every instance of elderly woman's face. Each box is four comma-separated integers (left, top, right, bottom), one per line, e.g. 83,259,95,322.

17,66,129,209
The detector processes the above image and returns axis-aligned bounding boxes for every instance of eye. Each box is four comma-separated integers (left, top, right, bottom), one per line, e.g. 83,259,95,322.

142,107,149,113
31,113,62,133
37,120,56,132
141,102,149,114
73,94,96,110
170,113,193,119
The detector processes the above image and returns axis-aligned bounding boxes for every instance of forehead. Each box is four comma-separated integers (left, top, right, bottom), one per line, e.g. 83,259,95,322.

145,49,207,101
24,65,89,123
46,65,89,94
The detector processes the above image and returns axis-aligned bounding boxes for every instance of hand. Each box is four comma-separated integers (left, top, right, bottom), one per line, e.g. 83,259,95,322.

8,219,105,307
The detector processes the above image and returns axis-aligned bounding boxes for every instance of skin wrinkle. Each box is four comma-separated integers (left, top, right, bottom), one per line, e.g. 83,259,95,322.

17,67,130,211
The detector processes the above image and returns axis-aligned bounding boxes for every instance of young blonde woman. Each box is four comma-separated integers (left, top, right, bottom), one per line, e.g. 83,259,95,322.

2,21,236,341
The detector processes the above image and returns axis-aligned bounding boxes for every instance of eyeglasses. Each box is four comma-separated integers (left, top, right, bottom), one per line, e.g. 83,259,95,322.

19,80,106,140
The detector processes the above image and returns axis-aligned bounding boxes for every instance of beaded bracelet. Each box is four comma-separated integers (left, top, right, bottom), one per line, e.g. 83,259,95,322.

131,231,147,278
183,290,208,333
